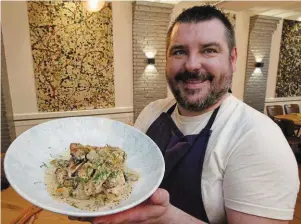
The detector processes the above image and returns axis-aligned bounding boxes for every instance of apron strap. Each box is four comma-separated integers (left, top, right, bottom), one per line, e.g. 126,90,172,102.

204,106,220,130
167,103,177,115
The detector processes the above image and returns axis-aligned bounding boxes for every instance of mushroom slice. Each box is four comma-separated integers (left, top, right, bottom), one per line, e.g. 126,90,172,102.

55,167,68,185
124,170,139,182
63,178,74,187
83,179,96,196
77,163,94,179
70,143,89,162
90,169,111,194
67,160,86,178
71,182,90,200
51,159,69,168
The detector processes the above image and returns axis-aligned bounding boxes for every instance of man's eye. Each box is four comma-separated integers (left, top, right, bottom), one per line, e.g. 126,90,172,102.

172,50,185,55
203,49,217,54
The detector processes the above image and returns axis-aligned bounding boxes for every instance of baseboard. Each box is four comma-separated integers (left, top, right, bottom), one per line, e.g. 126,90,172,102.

265,96,301,103
13,107,134,137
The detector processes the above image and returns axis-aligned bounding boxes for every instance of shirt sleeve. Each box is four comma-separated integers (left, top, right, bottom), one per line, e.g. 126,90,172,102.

223,123,300,220
133,102,154,133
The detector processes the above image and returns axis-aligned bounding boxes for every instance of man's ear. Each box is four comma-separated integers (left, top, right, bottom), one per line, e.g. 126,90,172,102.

230,47,237,73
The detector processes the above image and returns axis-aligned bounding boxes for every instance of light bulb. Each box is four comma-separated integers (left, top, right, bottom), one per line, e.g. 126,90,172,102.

145,51,155,59
84,0,105,12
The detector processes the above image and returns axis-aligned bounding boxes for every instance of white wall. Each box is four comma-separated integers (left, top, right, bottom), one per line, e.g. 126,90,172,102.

266,19,283,98
1,1,133,115
112,1,133,108
1,1,38,114
232,11,250,100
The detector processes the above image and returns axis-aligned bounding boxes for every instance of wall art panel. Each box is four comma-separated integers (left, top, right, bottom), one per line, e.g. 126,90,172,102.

27,1,114,112
276,19,301,97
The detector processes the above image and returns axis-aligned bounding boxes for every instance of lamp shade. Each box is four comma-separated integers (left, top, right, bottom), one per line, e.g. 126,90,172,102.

147,58,155,65
255,62,264,68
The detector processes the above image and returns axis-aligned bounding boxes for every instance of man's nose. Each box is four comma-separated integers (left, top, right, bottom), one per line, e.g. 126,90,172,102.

184,54,202,73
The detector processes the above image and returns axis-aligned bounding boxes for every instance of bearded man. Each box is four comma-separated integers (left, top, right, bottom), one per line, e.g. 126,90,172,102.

78,5,299,224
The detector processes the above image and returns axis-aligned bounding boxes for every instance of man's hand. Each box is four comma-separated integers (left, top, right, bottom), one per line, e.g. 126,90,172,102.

92,188,170,224
70,188,206,224
69,189,290,224
69,188,172,224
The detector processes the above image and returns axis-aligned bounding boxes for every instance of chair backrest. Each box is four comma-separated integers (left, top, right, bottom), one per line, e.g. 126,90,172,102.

281,119,297,137
284,104,300,114
266,105,283,119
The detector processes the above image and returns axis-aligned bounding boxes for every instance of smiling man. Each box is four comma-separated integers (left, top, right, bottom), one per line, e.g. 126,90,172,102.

91,5,299,224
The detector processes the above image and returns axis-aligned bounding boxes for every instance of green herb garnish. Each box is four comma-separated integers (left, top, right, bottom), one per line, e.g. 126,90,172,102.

92,170,109,183
40,162,48,168
110,171,118,178
80,177,89,183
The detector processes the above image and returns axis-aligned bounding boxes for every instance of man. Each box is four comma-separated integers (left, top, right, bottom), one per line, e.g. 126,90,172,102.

83,5,299,224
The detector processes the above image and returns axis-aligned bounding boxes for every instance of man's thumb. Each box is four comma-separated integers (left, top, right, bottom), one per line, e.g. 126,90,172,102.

149,188,170,206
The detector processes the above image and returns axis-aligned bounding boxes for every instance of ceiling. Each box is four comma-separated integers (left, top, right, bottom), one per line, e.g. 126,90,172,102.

217,1,301,20
156,0,301,21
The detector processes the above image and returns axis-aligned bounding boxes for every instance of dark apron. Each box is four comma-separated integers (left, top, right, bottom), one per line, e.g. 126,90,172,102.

146,104,220,222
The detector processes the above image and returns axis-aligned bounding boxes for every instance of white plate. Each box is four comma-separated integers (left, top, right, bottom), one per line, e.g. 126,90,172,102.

4,117,164,217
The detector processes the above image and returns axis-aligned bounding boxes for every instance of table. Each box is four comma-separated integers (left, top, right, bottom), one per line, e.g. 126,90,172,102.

274,113,301,126
1,187,85,224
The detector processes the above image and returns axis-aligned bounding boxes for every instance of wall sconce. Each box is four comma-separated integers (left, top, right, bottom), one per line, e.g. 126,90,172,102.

144,49,157,72
147,58,155,65
253,61,264,76
255,62,264,68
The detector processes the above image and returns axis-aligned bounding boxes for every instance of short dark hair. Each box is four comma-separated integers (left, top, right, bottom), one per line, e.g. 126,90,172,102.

166,5,236,53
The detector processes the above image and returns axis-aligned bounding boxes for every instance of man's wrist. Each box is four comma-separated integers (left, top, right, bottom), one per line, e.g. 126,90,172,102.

158,204,176,224
160,205,208,224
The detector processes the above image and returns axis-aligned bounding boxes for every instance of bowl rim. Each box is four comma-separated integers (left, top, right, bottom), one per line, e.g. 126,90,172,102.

4,116,165,217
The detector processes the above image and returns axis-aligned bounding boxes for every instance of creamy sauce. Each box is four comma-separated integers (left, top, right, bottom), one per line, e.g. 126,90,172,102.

44,151,138,211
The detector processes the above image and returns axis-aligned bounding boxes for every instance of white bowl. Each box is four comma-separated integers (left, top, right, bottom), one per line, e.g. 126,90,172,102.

4,117,164,217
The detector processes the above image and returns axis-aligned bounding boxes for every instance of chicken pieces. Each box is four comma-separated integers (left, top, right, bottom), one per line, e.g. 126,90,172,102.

51,143,138,203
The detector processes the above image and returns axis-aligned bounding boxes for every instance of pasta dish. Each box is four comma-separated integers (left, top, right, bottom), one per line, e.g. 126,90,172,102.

45,143,139,211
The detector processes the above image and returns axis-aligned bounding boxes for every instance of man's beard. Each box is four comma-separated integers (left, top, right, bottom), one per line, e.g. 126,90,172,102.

167,69,232,112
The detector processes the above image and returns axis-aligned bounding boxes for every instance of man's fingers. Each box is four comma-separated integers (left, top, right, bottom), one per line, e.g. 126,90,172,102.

68,216,94,223
92,205,145,224
148,188,170,206
92,189,170,224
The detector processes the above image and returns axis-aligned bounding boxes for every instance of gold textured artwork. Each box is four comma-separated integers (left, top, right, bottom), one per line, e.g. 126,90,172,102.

27,1,115,112
276,19,301,97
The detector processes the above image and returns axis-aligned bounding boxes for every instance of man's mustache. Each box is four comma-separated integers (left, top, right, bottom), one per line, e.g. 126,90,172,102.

174,71,214,82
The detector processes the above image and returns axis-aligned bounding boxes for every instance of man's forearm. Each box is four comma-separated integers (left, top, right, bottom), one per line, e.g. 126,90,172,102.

162,205,208,224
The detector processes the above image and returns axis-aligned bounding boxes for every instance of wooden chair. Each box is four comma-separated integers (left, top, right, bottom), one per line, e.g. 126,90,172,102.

276,120,301,164
283,104,301,136
284,104,300,114
280,119,301,151
266,105,283,120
